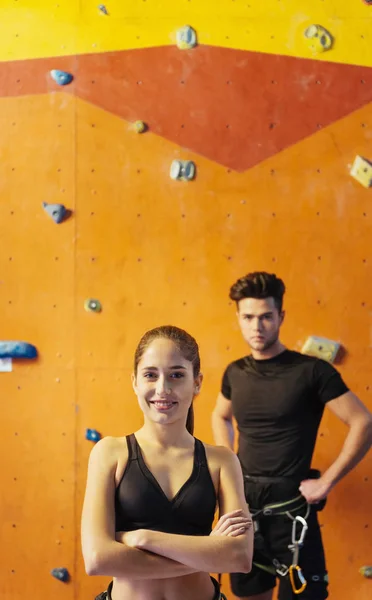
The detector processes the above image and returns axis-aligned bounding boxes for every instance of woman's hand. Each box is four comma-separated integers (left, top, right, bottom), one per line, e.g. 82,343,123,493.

115,530,148,548
210,509,252,537
115,531,126,543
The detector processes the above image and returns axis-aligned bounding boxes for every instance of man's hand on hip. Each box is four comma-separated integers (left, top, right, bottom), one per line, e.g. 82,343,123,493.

299,477,333,503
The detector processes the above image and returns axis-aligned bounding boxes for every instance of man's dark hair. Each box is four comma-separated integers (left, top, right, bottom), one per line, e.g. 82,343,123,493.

229,272,286,313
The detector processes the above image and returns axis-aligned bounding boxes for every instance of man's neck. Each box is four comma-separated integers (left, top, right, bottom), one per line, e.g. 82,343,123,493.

250,341,287,361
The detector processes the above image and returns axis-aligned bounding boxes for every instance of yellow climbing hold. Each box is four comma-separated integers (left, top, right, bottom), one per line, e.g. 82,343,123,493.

133,120,147,134
350,156,372,188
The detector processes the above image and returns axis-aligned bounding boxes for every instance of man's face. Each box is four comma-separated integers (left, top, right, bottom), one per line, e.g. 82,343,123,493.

237,297,284,352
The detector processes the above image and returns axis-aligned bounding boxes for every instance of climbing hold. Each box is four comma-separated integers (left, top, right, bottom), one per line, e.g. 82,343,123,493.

301,336,340,363
170,160,196,181
0,358,12,372
132,120,147,134
50,70,73,86
304,25,333,53
51,567,70,583
98,4,109,14
0,341,37,359
42,202,68,224
363,0,372,4
360,566,372,578
84,299,102,313
170,160,182,180
182,161,196,181
86,428,102,443
350,156,372,188
176,25,197,50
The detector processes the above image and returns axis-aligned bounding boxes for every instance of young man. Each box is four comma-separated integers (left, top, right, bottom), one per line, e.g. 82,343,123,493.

212,272,372,600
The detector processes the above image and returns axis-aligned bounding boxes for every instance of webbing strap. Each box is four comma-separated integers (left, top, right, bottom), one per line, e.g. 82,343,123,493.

251,494,307,518
253,561,277,576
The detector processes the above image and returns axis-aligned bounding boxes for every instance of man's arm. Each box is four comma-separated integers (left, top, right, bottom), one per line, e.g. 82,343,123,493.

129,448,253,574
300,391,372,503
212,393,235,450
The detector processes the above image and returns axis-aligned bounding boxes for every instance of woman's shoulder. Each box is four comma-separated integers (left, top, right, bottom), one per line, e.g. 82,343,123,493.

88,434,130,462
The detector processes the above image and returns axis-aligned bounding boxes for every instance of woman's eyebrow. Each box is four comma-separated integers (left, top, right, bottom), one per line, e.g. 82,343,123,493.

141,365,187,371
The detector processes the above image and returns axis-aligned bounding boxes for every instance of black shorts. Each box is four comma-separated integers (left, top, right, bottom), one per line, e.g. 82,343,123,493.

231,475,329,600
96,576,227,600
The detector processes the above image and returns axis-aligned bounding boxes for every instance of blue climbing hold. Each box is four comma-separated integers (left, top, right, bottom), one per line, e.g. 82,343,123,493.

51,568,70,583
86,429,102,443
98,4,109,14
42,202,67,224
50,70,73,86
0,342,37,359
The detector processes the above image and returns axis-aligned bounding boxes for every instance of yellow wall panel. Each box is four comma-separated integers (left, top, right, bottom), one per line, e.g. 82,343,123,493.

0,1,371,66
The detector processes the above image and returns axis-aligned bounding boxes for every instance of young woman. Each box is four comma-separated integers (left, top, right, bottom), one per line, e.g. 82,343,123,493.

81,325,253,600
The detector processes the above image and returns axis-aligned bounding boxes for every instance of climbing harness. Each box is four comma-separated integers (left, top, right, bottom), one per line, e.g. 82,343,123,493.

251,494,308,519
245,467,330,594
251,499,311,594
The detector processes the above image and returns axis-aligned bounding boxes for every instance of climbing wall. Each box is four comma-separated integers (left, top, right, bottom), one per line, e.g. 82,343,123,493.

0,1,371,598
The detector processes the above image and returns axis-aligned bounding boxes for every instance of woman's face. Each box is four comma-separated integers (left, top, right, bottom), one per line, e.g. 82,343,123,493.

132,338,202,428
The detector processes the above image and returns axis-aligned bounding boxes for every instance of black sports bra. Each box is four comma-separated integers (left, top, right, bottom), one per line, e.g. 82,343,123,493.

115,434,217,535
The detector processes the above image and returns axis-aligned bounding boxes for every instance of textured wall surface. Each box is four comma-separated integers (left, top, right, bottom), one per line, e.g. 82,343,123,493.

1,1,371,599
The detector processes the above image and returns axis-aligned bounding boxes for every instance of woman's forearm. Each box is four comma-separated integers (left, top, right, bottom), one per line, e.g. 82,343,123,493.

86,540,199,579
135,530,252,574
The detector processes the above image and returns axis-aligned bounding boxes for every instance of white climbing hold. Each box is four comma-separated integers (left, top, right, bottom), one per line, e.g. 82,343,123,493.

170,160,196,181
176,25,197,50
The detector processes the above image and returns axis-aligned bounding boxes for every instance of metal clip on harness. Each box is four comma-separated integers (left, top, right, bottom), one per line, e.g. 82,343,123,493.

288,516,308,594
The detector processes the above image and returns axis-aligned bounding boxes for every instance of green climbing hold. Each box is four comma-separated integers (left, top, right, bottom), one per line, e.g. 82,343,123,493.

84,299,102,313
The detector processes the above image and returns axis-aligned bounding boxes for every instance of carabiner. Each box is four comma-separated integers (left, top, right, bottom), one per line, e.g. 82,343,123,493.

289,565,307,594
292,516,308,546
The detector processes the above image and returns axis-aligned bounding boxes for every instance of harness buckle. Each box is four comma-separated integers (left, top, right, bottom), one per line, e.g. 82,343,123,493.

272,559,289,577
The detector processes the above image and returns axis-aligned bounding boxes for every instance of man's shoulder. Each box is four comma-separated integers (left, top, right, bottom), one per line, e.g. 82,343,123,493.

224,350,322,375
225,350,317,365
284,350,337,372
283,350,318,364
224,349,330,368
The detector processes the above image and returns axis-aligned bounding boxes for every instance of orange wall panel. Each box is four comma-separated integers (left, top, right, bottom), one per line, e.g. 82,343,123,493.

1,370,76,599
1,16,372,600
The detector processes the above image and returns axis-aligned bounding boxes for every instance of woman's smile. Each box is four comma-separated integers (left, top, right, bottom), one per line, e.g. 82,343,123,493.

150,400,177,412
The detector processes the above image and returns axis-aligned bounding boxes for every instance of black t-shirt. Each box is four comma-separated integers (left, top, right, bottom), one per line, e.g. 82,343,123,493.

221,350,349,480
